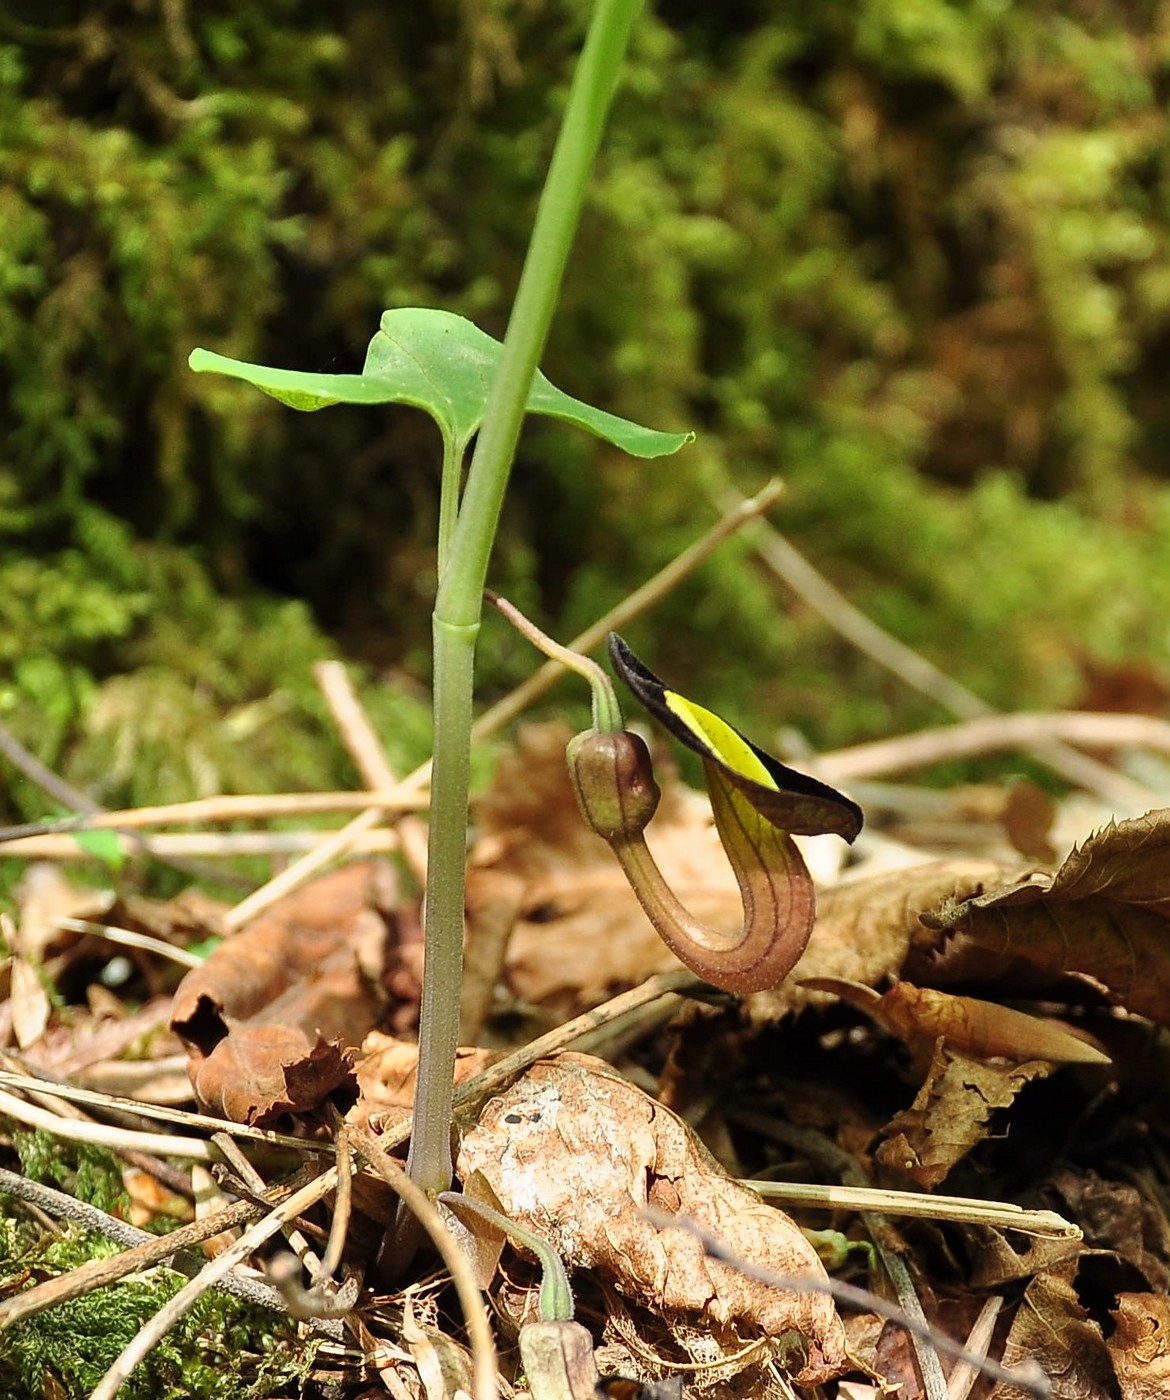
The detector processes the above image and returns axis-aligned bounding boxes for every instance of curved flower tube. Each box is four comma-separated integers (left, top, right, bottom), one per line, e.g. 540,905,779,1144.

568,636,864,995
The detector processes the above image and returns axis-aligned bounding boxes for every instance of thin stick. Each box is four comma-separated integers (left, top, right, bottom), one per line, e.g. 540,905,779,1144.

644,1209,1049,1398
219,483,785,931
212,1133,326,1280
450,970,702,1120
948,1295,1004,1400
0,1168,311,1329
0,1069,332,1153
57,918,205,970
740,1115,951,1395
222,807,392,931
473,478,786,739
716,483,1159,812
87,1166,341,1400
0,1085,222,1161
0,790,427,845
0,718,248,886
815,711,1170,797
314,660,429,886
314,662,399,792
1,828,401,862
744,1181,1078,1239
885,1246,948,1400
320,1125,353,1282
349,1123,497,1400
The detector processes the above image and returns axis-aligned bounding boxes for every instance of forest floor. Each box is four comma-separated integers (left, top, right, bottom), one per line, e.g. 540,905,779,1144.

0,614,1168,1400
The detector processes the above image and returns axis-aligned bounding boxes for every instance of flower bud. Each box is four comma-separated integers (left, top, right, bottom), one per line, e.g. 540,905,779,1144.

566,730,660,840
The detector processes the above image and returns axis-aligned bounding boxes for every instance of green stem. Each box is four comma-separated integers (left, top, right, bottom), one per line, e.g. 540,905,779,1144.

400,0,643,1236
436,432,463,580
487,590,623,732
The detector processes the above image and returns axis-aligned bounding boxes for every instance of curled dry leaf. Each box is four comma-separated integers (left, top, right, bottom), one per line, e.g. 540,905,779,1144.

455,1051,847,1386
803,977,1110,1066
1107,1293,1170,1400
170,861,394,1124
924,809,1170,1024
875,1040,1051,1189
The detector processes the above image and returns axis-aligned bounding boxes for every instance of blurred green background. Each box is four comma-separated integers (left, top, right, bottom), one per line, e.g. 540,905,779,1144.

3,0,1170,818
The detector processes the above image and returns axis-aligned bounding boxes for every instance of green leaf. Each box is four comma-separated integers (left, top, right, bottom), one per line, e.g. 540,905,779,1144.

190,308,693,459
70,827,125,873
607,633,863,842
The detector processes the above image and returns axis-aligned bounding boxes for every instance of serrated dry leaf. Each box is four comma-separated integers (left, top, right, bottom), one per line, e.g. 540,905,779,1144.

455,1051,847,1386
170,861,393,1123
875,1041,1050,1188
747,858,1015,1022
989,1268,1115,1400
924,810,1170,1023
1107,1293,1170,1400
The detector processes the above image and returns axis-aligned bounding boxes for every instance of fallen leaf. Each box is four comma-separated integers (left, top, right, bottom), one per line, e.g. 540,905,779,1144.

989,1267,1115,1400
875,1041,1050,1188
170,861,394,1123
1050,1168,1170,1292
455,1051,847,1386
747,858,1015,1023
923,810,1170,1024
9,865,111,1049
349,1032,493,1135
803,977,1110,1065
1107,1293,1170,1400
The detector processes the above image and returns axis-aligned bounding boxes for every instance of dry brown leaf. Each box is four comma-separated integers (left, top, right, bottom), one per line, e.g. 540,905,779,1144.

875,1040,1050,1188
9,865,111,1049
747,858,1015,1022
989,1268,1115,1400
170,861,393,1123
349,1032,493,1135
968,1230,1083,1290
455,1051,847,1386
1107,1293,1170,1400
21,996,176,1080
924,810,1170,1023
805,977,1110,1066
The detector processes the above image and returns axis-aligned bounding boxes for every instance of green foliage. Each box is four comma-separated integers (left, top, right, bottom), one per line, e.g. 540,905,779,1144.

192,309,692,459
2,0,1170,818
0,1219,314,1400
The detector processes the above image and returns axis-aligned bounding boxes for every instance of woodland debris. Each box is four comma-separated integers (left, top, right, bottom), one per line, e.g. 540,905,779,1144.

456,1051,847,1386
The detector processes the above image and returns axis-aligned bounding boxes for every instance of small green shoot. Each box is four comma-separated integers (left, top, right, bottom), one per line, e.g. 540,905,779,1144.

440,1190,574,1324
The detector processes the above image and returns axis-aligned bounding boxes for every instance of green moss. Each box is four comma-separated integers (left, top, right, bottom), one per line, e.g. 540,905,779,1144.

0,1217,314,1400
1,0,1170,816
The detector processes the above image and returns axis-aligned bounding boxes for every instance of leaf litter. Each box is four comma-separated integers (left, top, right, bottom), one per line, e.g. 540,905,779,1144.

1,706,1170,1397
